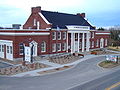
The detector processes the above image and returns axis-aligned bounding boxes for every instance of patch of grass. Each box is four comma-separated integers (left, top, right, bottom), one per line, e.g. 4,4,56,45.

99,60,120,68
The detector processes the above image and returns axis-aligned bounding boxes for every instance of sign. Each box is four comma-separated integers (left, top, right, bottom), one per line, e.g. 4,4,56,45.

106,55,117,62
25,46,31,62
66,25,90,30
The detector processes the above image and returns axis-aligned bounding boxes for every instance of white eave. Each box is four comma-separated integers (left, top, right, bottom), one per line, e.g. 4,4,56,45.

39,13,51,24
96,33,110,35
0,32,50,36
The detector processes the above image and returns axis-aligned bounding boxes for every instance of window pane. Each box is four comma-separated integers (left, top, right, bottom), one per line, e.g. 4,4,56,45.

7,46,9,53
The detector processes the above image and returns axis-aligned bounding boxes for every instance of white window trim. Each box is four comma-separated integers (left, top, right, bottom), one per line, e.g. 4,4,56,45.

7,46,9,53
41,41,46,52
57,43,61,51
58,32,61,40
52,43,56,52
63,32,66,40
52,32,56,40
19,44,24,55
62,43,66,51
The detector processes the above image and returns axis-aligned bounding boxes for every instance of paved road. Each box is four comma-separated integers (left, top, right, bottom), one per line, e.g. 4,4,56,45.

0,56,120,90
69,68,120,90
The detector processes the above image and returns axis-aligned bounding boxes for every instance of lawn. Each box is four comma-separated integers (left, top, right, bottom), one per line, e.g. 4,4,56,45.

108,46,120,51
98,60,120,68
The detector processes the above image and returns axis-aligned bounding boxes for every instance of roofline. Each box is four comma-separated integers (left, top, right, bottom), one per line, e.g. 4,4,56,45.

39,12,51,24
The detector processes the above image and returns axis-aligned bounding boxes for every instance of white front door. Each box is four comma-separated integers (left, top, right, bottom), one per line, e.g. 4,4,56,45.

0,40,13,60
29,41,38,56
100,38,104,48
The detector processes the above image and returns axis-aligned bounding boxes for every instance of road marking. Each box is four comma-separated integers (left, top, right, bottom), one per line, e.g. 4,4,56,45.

105,82,120,90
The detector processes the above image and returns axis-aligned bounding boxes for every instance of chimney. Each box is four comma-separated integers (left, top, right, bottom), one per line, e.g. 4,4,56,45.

77,13,85,18
31,6,41,14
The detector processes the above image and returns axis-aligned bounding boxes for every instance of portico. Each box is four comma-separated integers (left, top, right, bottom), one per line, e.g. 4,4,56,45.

67,25,90,53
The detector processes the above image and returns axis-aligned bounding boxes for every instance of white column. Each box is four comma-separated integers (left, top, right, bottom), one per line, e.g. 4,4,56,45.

71,33,73,53
66,32,68,52
86,33,90,51
78,33,80,52
82,33,85,52
73,33,75,53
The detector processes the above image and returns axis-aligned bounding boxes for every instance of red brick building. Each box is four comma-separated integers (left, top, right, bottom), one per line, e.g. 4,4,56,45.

0,6,110,61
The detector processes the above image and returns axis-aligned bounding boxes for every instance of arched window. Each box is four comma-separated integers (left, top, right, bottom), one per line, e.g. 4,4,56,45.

41,41,46,52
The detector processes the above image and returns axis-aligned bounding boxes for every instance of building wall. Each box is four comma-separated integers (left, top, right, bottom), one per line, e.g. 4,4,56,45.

23,10,51,29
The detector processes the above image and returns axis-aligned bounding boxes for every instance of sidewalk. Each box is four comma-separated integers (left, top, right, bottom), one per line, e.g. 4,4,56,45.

11,55,98,77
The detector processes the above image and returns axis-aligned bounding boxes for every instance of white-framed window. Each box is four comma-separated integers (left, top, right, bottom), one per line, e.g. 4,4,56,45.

41,41,46,52
62,43,66,51
63,32,66,40
57,43,61,51
52,32,56,40
19,43,24,55
0,45,1,52
7,46,9,53
96,39,99,47
2,45,4,52
52,43,56,52
10,46,12,54
105,39,108,46
57,32,61,40
92,41,94,48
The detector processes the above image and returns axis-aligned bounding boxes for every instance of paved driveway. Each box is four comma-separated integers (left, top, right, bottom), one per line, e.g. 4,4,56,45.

0,56,120,90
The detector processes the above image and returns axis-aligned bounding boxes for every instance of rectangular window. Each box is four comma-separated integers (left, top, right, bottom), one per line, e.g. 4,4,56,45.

7,46,9,53
62,43,66,51
52,32,56,40
96,39,99,47
41,42,46,52
19,43,24,55
57,43,61,51
52,43,56,52
63,32,66,40
2,45,4,52
10,46,12,54
0,45,1,52
57,32,61,40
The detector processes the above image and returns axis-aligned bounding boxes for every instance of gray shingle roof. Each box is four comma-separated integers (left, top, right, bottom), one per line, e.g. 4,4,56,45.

41,10,95,29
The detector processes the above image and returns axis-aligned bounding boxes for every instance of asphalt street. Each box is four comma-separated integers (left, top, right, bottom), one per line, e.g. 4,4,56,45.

0,56,120,90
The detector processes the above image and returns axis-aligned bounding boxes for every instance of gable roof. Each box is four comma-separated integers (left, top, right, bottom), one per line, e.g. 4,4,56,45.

41,10,95,29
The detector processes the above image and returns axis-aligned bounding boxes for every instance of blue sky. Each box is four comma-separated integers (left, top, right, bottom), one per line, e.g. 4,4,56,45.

0,0,120,28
